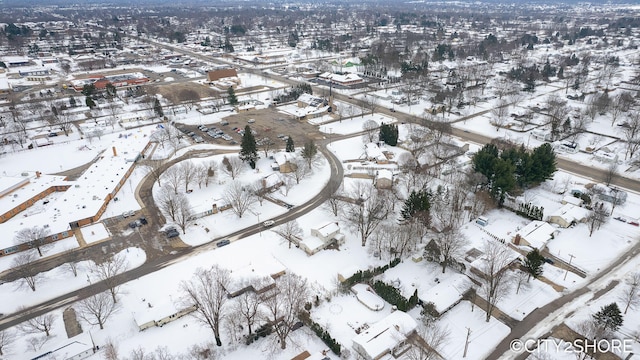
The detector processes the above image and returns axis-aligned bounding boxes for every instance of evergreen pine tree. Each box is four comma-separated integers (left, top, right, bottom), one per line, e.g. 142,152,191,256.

593,302,624,333
85,96,96,109
69,96,76,108
239,125,258,169
227,87,238,106
285,136,295,152
153,98,163,117
400,189,431,227
523,248,545,280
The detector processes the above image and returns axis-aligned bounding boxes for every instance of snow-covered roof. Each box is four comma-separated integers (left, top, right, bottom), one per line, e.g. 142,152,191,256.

312,222,340,238
562,195,583,206
224,254,285,295
514,221,555,250
549,204,589,224
132,298,181,326
365,143,386,162
376,169,393,180
419,274,471,313
273,151,293,166
300,236,326,253
0,73,10,91
352,310,417,359
351,283,385,311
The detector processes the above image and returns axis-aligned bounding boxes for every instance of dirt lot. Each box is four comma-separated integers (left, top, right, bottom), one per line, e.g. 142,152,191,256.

148,82,221,103
176,106,325,150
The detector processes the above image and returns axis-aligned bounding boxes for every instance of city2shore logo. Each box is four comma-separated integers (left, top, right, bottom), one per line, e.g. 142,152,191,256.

510,338,633,354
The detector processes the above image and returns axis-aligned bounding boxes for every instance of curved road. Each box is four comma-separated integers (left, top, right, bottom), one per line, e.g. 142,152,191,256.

0,140,343,331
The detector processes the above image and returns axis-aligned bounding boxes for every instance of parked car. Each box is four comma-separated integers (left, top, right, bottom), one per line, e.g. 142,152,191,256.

129,220,142,229
138,216,148,225
544,258,555,265
263,220,275,227
217,239,231,247
165,227,180,238
248,118,255,123
193,136,205,143
122,210,135,218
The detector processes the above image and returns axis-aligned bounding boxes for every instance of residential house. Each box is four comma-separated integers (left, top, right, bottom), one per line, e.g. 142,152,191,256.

374,170,393,189
548,204,588,228
469,243,520,280
512,220,557,250
351,310,417,360
419,274,471,316
364,143,388,164
300,222,345,255
273,152,298,173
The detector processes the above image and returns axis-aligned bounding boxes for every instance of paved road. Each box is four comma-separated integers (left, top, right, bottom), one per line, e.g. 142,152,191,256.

486,236,640,360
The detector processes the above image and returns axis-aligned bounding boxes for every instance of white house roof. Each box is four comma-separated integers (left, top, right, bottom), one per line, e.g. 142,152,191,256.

273,151,293,166
365,143,386,162
376,169,393,180
300,236,326,253
313,222,340,238
562,195,583,206
352,310,417,359
550,204,589,224
419,274,471,313
0,74,11,91
515,220,555,250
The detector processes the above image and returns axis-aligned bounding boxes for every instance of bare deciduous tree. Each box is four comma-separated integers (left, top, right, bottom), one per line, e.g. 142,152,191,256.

12,251,42,292
324,182,343,217
179,160,198,192
478,241,514,322
619,272,640,314
622,112,640,160
263,273,310,350
342,183,390,246
274,220,303,249
14,226,51,257
514,270,531,295
0,329,16,356
102,338,119,360
17,312,55,337
233,290,263,336
405,322,450,360
141,158,165,187
157,186,183,222
587,202,609,237
362,120,379,143
490,99,510,131
76,291,120,330
221,156,245,180
162,165,183,195
287,157,311,184
180,265,232,347
433,228,469,273
174,194,193,234
223,181,254,218
92,253,128,303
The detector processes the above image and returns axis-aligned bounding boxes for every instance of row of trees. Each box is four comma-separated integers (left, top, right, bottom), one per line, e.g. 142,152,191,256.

179,266,310,350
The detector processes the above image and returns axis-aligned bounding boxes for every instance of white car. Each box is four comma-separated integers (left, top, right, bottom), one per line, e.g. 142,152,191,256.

262,220,275,227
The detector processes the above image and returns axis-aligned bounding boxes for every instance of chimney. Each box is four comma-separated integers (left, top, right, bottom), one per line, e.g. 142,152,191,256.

36,171,41,178
112,146,117,156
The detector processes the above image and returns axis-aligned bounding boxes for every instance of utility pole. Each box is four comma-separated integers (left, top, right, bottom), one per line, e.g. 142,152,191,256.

463,327,471,358
564,254,575,281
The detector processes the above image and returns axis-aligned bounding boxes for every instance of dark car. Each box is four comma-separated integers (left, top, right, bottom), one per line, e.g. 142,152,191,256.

166,229,180,238
138,216,148,225
544,258,555,265
217,239,231,247
129,220,141,229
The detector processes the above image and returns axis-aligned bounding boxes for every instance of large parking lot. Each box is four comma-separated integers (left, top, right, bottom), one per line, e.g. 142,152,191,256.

175,107,323,149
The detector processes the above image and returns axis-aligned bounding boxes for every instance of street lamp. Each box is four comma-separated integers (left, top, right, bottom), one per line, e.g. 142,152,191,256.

256,212,262,237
